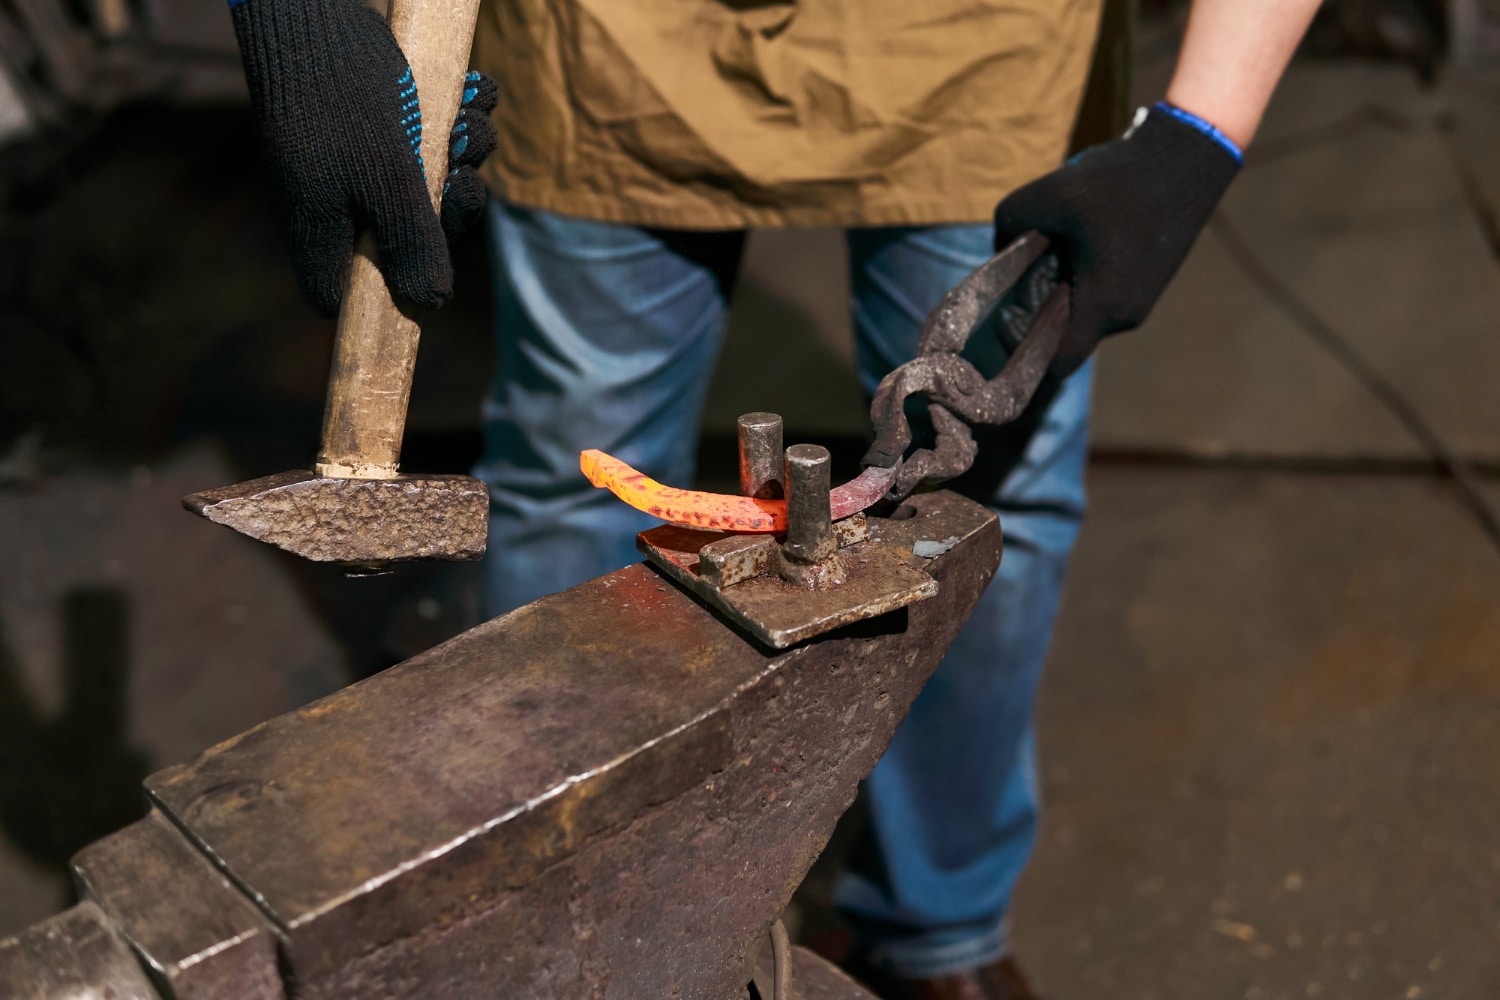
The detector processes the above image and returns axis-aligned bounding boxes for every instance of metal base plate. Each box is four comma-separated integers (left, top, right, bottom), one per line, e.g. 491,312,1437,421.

639,525,938,649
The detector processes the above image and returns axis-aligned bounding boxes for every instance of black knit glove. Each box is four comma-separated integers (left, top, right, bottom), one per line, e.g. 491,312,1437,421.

992,102,1242,376
230,0,498,315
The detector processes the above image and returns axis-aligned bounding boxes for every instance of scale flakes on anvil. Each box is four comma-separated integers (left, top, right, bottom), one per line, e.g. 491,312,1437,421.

580,413,939,649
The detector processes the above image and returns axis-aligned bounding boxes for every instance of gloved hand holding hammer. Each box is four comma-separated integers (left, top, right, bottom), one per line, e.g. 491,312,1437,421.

229,0,499,314
185,0,495,569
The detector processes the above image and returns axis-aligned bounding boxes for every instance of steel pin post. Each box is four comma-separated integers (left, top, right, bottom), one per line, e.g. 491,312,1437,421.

782,444,836,564
737,412,785,499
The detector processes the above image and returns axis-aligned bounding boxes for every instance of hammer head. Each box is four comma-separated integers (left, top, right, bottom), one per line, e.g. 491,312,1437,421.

183,471,488,568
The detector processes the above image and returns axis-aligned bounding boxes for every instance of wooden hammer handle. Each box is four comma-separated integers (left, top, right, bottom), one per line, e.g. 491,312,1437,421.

314,0,484,480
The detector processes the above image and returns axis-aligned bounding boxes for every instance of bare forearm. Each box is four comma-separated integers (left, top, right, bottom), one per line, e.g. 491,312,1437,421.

1164,0,1323,149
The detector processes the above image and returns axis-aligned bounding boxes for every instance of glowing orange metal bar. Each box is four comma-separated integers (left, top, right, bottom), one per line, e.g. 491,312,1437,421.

581,450,897,533
581,449,786,532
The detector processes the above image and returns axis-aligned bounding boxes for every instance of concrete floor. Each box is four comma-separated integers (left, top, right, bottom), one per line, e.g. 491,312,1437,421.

2,36,1499,1000
1015,470,1500,998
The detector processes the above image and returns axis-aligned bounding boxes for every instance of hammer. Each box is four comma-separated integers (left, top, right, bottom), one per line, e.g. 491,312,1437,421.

184,0,488,571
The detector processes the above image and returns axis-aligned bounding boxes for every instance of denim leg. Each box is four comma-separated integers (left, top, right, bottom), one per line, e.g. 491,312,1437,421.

836,225,1095,978
474,201,743,617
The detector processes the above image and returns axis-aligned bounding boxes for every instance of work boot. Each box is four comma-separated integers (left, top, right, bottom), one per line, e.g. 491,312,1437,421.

845,955,1044,1000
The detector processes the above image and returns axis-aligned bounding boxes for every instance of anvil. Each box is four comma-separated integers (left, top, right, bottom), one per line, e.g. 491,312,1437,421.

1,490,1000,999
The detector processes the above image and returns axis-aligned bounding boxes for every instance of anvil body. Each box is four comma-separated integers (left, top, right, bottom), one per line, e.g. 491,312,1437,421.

1,491,1000,999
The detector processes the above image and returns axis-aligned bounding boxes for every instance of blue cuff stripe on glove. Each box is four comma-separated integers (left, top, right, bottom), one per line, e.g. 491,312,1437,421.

1152,101,1244,164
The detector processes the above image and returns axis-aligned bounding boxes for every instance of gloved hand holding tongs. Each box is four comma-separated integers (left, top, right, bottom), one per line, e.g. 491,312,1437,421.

863,99,1242,501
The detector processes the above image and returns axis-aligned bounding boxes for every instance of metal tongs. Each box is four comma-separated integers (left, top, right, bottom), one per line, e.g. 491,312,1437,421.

861,230,1069,501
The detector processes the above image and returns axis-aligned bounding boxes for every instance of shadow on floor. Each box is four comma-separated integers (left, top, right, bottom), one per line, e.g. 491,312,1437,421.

0,588,149,880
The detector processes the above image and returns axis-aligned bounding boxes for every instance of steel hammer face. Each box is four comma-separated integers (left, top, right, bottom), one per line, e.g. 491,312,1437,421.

183,470,488,568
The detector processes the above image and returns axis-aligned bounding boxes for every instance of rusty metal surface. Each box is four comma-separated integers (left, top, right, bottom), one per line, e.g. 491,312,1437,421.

777,444,846,589
641,523,939,649
700,532,781,589
914,231,1051,358
698,517,869,590
738,412,786,500
781,444,838,566
182,469,487,565
640,423,942,648
138,490,998,999
0,902,162,1000
863,232,1068,499
72,809,285,1000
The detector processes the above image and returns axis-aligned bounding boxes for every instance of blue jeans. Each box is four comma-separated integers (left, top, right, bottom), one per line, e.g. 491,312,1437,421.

476,200,1093,978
